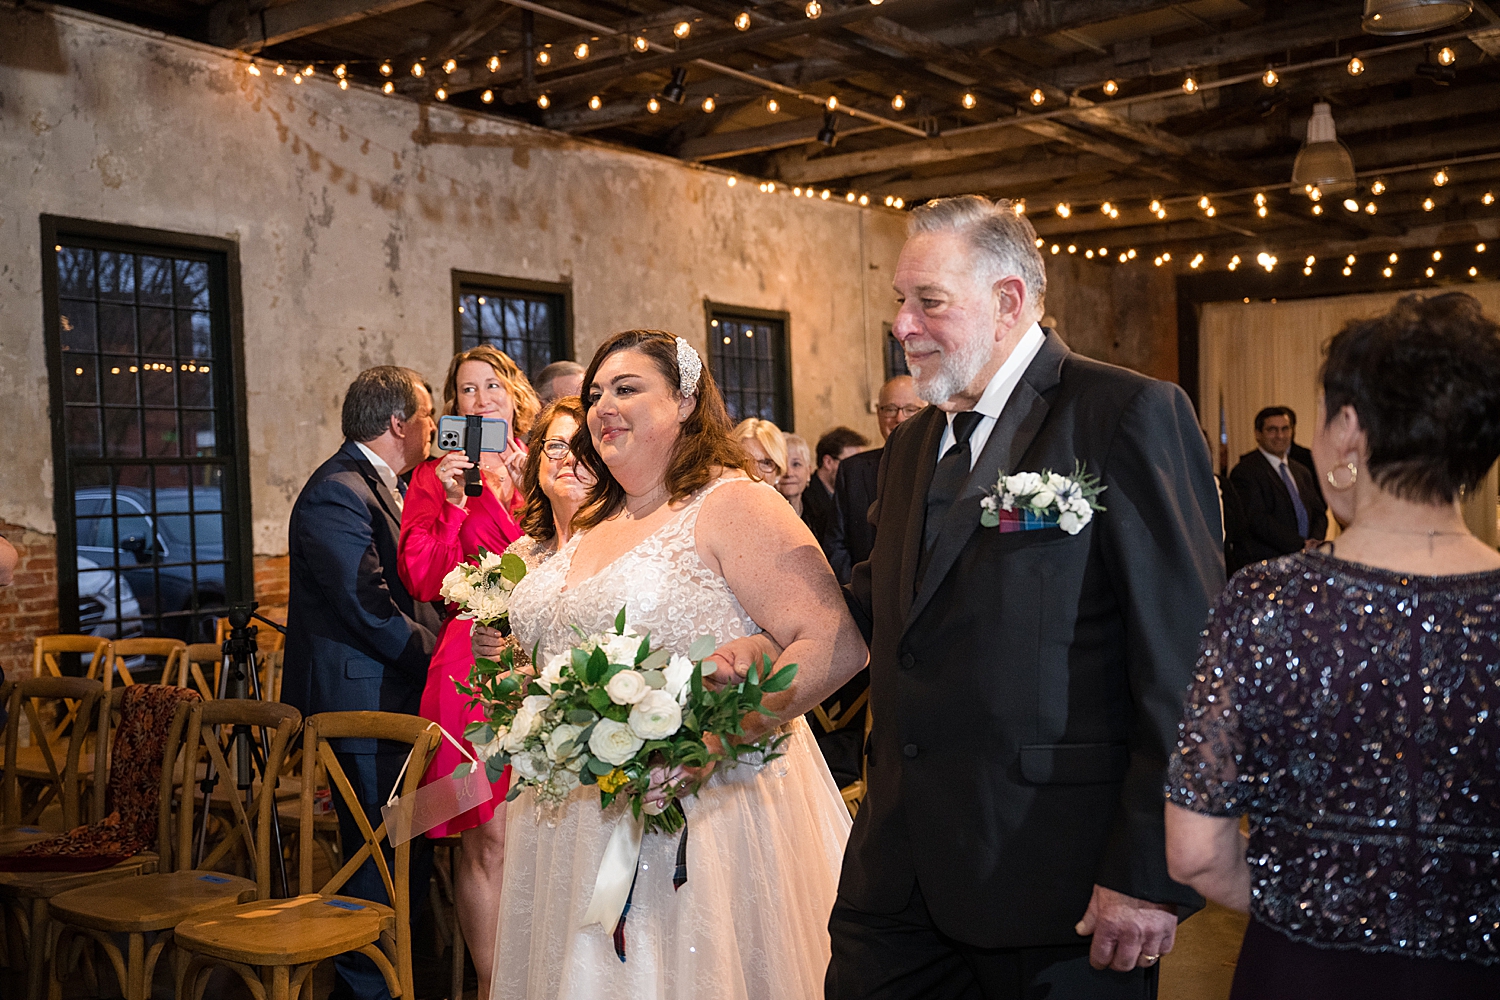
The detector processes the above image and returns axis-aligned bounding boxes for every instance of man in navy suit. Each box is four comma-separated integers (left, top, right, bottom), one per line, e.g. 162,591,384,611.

282,365,441,1000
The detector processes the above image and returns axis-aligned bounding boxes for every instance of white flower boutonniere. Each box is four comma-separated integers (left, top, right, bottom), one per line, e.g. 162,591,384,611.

979,461,1106,535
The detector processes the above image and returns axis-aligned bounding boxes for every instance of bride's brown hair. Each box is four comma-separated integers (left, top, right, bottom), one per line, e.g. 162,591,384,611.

572,329,754,529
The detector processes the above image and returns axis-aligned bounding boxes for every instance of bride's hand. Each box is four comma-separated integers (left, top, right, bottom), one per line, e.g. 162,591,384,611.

644,753,717,812
703,634,784,689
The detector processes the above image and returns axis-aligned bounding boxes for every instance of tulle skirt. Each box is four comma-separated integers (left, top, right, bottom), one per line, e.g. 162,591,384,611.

491,718,852,1000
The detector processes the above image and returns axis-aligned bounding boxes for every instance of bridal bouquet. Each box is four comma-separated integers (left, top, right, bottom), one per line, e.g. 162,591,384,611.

981,461,1106,535
460,607,796,836
438,549,528,626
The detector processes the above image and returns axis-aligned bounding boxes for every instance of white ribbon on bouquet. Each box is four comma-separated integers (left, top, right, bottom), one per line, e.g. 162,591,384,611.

580,810,646,932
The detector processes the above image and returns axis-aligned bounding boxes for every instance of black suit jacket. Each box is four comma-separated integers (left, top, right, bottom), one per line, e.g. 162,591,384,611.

282,440,441,754
824,447,883,586
1288,441,1314,474
801,477,837,558
1226,449,1328,567
842,330,1222,948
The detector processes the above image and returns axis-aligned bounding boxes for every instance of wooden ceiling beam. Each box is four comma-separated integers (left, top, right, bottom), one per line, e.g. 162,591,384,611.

920,0,1189,50
864,153,1120,200
206,0,430,52
767,126,1054,184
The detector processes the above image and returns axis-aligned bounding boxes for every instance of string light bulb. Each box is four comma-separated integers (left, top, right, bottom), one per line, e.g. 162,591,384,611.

383,81,395,94
1258,205,1268,217
766,98,779,113
633,35,650,52
1433,250,1443,260
1480,243,1488,252
826,95,839,110
821,189,831,200
1182,75,1198,94
536,50,551,65
891,94,905,111
1013,199,1026,215
411,62,424,77
1471,266,1480,276
674,20,692,37
588,94,602,110
1149,199,1162,214
1365,201,1377,214
334,64,347,78
961,92,977,109
1127,248,1137,259
303,65,315,76
574,43,589,59
884,195,893,206
293,72,303,84
894,198,904,209
1198,195,1211,210
1371,178,1386,195
1383,266,1393,277
1438,46,1456,66
1206,206,1216,217
1343,265,1352,275
1254,192,1267,207
1101,201,1114,215
380,61,392,76
537,94,550,108
247,63,261,76
1069,244,1078,254
339,78,349,90
1312,204,1323,215
442,58,457,73
647,96,661,113
847,192,857,203
702,96,715,112
1307,186,1322,202
481,89,494,103
1030,89,1045,105
1347,55,1364,76
1190,253,1204,269
1228,255,1240,271
1423,197,1435,211
1119,252,1129,262
735,11,751,29
1306,255,1316,266
1055,202,1072,218
804,0,821,17
859,194,869,205
1389,252,1399,263
1262,67,1278,87
1434,169,1450,186
1086,249,1095,258
1102,79,1118,96
488,55,501,72
1484,192,1496,205
1344,198,1360,212
1347,255,1357,264
728,176,738,187
275,64,286,76
435,87,447,100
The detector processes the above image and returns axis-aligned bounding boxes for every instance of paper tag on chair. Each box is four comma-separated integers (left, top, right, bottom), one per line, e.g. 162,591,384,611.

380,724,493,847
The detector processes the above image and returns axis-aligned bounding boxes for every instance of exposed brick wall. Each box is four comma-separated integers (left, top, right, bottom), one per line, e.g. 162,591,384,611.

253,554,289,614
0,521,61,683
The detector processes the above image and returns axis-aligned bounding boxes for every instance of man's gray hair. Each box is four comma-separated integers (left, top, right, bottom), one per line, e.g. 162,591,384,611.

907,196,1047,312
342,365,424,443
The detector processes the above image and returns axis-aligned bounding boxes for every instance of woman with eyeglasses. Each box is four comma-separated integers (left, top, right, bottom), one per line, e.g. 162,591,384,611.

732,417,788,486
397,344,538,1000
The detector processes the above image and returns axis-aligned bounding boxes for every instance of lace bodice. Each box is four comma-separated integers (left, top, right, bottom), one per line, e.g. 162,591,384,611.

509,476,762,664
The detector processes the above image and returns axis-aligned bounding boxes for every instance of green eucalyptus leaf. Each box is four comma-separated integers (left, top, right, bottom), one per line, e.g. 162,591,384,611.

638,648,672,670
687,634,716,660
504,782,524,801
451,761,476,780
587,756,614,776
566,709,598,726
641,669,666,690
579,768,598,785
465,722,495,745
980,509,1000,528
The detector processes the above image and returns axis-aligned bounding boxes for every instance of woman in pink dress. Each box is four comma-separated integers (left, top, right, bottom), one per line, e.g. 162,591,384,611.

398,344,538,998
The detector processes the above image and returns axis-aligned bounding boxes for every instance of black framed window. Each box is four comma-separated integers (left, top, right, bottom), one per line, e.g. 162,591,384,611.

705,305,793,430
43,217,251,648
883,322,909,379
452,271,571,383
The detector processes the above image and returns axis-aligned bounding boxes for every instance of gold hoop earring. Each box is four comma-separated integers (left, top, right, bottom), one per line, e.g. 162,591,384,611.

1325,462,1358,491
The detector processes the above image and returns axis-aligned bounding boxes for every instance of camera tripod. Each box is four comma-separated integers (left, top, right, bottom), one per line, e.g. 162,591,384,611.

192,601,290,896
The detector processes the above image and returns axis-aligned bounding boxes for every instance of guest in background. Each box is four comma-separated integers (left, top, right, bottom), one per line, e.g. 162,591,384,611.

1226,406,1327,569
1282,406,1314,473
534,360,584,404
1167,292,1500,999
823,376,922,584
397,345,537,1000
733,417,788,485
779,433,813,518
282,366,441,1000
806,426,868,552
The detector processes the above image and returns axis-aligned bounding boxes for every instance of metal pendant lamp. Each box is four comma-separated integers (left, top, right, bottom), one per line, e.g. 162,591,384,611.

1292,103,1357,195
1363,0,1472,34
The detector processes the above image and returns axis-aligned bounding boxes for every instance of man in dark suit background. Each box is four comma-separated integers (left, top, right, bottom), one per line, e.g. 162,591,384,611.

1284,405,1315,473
823,375,923,585
282,365,441,1000
828,196,1223,999
805,426,869,556
1226,406,1328,572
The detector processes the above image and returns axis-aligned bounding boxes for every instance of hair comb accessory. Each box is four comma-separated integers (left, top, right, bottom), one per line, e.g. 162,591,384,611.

675,337,702,396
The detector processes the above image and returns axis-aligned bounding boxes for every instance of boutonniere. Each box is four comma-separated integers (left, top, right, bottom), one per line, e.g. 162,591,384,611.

980,461,1106,535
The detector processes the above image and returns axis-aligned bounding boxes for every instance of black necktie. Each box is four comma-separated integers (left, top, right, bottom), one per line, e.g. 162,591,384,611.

922,411,984,556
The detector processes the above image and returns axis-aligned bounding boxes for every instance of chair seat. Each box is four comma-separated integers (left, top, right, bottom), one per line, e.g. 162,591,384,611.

174,893,395,966
0,853,157,900
50,869,256,932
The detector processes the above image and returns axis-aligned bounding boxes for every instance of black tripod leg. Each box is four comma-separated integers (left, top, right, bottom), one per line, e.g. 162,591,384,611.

246,651,291,897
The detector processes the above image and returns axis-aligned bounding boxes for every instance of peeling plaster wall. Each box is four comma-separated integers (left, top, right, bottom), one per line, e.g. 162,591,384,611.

1042,253,1179,384
0,3,907,555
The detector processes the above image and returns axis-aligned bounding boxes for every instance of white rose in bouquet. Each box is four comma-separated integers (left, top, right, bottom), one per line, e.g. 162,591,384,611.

600,632,643,666
478,549,504,573
504,694,553,752
662,653,706,705
605,669,648,705
629,689,683,741
1031,487,1057,510
1005,471,1042,496
1058,510,1082,535
544,723,584,763
589,718,644,766
511,749,552,782
538,651,570,692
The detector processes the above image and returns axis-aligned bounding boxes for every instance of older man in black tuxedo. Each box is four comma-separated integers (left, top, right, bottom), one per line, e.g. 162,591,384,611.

827,196,1224,999
282,365,441,1000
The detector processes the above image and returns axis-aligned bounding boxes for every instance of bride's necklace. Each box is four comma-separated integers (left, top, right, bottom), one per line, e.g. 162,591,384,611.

621,484,669,520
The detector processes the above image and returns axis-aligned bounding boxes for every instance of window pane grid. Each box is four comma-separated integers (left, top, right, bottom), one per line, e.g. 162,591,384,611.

707,313,790,428
54,239,234,649
457,285,566,383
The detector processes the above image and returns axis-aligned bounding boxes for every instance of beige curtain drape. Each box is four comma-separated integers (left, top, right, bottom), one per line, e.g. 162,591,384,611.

1198,284,1500,546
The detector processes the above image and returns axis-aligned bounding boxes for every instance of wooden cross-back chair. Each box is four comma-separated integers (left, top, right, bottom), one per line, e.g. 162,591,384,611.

30,637,109,732
175,712,439,1000
0,685,189,1000
839,700,874,819
104,637,188,692
172,644,222,700
47,698,301,1000
0,678,108,840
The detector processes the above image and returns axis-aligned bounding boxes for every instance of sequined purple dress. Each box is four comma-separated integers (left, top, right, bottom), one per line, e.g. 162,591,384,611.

1169,550,1500,997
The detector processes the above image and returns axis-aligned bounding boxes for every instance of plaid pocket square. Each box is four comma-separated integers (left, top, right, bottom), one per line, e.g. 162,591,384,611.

990,507,1060,533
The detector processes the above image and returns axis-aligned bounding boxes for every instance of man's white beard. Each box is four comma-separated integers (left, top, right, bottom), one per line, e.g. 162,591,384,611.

906,333,993,405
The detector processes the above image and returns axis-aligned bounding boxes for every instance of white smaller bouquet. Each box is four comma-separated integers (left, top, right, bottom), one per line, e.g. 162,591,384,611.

981,461,1106,535
438,549,527,626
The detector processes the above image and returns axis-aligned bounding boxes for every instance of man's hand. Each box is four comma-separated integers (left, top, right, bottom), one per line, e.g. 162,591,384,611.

1074,884,1177,972
703,633,784,688
472,623,506,661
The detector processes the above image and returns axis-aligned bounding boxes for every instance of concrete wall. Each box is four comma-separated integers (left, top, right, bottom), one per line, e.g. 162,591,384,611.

1041,251,1179,384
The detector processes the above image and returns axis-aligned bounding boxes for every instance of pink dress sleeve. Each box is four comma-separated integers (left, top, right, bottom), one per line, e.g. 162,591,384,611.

398,458,525,602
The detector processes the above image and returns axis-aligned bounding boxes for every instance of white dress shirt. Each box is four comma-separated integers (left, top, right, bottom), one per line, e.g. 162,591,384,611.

355,441,404,512
936,323,1047,471
1259,448,1292,476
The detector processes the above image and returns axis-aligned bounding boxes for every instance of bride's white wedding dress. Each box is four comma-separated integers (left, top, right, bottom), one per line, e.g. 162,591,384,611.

493,476,852,1000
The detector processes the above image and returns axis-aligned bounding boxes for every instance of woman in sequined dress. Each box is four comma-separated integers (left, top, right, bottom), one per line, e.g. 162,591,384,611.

1165,293,1500,998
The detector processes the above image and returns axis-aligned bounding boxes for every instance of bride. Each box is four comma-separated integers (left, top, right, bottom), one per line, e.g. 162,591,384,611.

482,329,866,999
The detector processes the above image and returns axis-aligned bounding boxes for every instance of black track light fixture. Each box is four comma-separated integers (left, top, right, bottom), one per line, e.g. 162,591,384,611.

663,67,688,104
817,110,838,147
